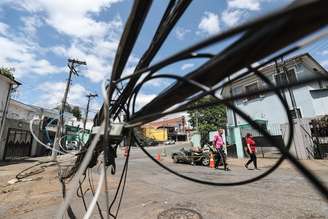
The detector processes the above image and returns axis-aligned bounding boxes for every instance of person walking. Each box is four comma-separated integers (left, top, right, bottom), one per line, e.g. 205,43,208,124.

213,127,230,171
245,133,259,170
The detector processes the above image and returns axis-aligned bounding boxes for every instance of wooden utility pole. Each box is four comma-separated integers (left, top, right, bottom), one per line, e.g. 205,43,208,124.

82,93,98,143
51,58,86,160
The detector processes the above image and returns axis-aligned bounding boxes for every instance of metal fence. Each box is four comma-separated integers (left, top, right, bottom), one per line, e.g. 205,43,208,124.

240,123,284,158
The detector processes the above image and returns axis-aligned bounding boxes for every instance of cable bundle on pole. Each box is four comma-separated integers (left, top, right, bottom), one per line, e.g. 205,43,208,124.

52,1,328,218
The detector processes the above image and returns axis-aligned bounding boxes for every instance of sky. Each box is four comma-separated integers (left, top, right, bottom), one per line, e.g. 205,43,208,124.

0,0,327,119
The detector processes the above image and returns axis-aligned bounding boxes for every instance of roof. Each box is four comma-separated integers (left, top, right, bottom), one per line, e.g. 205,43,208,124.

0,73,21,86
142,116,185,129
222,53,327,92
258,53,327,75
9,99,73,119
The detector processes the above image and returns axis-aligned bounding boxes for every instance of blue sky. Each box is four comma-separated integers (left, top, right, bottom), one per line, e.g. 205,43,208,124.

0,0,327,118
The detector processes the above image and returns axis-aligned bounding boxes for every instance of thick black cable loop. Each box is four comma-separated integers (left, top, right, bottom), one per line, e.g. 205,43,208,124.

125,53,216,115
117,39,325,122
130,3,328,121
110,0,192,120
130,73,328,199
250,66,328,199
61,2,328,216
129,73,292,186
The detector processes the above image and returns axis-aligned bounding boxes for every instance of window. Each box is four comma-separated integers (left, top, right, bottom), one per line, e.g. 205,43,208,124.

274,68,297,86
244,82,259,100
232,86,242,96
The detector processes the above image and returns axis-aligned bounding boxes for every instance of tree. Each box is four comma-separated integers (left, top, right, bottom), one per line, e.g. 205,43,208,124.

0,67,15,80
71,106,82,121
187,96,227,145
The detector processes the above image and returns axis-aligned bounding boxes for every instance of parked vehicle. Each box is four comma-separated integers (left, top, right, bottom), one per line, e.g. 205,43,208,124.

171,145,212,166
164,139,175,145
147,139,159,146
141,137,159,147
66,141,79,150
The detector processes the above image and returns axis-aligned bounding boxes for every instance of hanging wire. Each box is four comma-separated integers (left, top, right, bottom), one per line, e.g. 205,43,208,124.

52,1,328,218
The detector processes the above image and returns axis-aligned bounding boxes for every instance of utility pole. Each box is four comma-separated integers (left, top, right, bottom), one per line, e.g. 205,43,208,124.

51,58,86,160
228,75,238,127
276,57,300,159
82,93,98,144
281,57,300,119
275,57,299,119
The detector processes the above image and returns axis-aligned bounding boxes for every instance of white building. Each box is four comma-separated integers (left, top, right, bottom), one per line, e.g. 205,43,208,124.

0,73,20,133
223,53,328,129
222,53,328,159
0,73,21,160
0,99,74,160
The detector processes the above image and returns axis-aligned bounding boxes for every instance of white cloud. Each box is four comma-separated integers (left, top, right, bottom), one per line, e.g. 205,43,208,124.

21,16,43,38
321,50,328,55
134,93,156,110
50,46,67,56
8,0,122,38
198,12,220,35
61,40,118,83
2,1,127,84
221,0,270,28
181,63,195,70
0,35,62,78
227,0,261,11
0,22,9,35
175,27,191,40
222,9,244,27
35,82,89,108
45,15,124,83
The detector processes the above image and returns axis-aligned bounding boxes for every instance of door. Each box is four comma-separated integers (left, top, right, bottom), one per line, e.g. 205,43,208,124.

4,128,32,160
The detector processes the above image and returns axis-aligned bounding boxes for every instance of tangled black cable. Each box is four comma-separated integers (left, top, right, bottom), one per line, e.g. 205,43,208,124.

60,1,328,218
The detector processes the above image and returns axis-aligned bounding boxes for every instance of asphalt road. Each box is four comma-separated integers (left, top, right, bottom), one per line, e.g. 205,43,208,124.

120,142,190,160
108,142,328,219
1,142,327,219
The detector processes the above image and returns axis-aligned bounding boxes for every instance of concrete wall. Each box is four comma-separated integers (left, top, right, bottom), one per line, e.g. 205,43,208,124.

143,127,168,141
311,89,328,116
7,102,36,121
0,77,11,117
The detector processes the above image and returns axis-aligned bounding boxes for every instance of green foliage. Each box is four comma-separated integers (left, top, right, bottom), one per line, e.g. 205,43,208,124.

187,96,227,144
0,67,15,80
71,106,82,121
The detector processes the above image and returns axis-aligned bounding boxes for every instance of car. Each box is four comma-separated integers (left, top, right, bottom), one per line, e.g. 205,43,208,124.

66,141,79,150
140,137,159,147
147,139,159,146
164,139,175,145
171,147,211,166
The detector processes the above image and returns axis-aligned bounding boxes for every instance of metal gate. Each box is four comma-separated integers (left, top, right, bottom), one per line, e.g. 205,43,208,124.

4,128,32,160
240,124,284,158
310,117,328,159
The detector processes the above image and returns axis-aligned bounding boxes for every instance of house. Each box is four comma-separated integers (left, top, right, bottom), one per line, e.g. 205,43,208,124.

221,53,328,159
223,53,328,129
141,116,189,142
0,72,21,160
0,99,74,160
